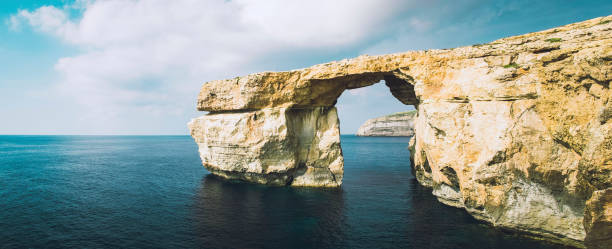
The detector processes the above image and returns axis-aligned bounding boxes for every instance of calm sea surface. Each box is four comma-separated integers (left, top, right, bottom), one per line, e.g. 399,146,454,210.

0,135,568,249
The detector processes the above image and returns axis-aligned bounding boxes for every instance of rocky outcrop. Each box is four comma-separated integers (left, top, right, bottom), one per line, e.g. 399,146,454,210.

356,111,416,136
190,15,612,247
188,107,343,187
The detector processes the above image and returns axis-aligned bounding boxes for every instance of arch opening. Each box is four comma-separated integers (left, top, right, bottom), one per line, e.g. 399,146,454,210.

278,72,420,186
335,79,416,135
190,68,420,188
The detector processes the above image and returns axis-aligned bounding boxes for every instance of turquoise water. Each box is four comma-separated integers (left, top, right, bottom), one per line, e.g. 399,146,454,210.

0,135,568,248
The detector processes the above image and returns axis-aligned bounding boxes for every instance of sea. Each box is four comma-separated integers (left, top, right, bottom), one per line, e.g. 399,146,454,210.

0,135,570,249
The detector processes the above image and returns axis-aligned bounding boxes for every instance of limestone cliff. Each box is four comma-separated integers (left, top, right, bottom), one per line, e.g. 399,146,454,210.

190,15,612,247
188,107,343,187
356,111,416,136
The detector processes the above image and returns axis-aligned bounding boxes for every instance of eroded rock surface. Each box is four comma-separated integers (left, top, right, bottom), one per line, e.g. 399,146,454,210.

190,16,612,247
584,188,612,248
188,107,343,187
357,111,416,136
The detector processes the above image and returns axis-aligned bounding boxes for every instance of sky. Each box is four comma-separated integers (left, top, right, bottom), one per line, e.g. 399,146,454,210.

0,0,611,135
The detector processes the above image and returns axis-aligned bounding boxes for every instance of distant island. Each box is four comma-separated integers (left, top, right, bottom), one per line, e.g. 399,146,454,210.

356,111,416,136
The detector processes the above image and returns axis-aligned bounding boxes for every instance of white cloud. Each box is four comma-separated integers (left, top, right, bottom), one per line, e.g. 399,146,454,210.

359,0,536,55
11,6,76,35
347,81,389,97
7,15,20,31
8,0,413,133
6,0,548,134
348,88,368,96
408,17,432,32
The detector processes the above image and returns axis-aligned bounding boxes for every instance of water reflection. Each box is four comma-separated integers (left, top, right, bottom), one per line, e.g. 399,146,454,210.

188,136,575,249
406,180,575,249
192,175,346,249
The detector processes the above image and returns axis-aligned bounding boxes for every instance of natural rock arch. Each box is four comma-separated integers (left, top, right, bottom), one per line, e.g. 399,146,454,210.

189,16,612,248
190,61,419,187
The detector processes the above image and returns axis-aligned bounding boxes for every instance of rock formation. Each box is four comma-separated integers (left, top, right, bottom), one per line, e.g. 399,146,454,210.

190,15,612,247
189,107,343,187
356,111,416,136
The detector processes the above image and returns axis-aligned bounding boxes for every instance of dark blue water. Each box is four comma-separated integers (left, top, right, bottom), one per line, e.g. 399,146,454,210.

0,135,568,249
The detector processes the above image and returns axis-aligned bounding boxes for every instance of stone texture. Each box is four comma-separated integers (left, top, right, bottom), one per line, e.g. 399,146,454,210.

188,107,343,187
190,15,612,247
356,111,416,136
584,188,612,248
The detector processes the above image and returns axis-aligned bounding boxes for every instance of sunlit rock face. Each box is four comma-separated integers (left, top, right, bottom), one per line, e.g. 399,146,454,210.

356,111,416,136
407,16,612,247
190,15,612,247
190,51,420,187
188,107,343,187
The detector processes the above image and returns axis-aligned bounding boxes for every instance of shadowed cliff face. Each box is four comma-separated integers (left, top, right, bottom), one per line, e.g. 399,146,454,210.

189,15,612,247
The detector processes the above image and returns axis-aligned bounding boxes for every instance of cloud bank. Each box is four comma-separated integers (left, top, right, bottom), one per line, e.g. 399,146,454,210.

7,0,608,134
9,0,417,133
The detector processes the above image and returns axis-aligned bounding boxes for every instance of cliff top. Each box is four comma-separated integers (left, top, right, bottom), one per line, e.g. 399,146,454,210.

385,110,417,118
196,14,612,112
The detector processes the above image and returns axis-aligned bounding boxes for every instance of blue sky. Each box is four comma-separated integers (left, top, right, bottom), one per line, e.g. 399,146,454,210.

1,0,611,135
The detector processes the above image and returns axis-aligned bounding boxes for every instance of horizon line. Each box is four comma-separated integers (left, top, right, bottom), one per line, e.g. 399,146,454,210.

0,133,365,136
